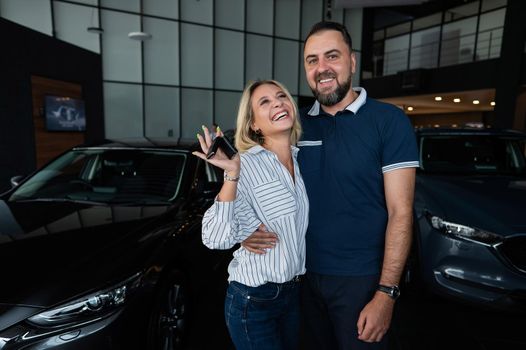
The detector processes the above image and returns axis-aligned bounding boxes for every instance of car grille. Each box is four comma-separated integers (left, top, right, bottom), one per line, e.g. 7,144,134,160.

497,235,526,273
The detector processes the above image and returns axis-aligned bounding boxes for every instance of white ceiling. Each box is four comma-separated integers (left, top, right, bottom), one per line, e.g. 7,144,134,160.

378,89,496,115
333,0,431,8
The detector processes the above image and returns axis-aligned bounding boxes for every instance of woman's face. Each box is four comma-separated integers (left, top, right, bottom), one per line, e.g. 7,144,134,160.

250,83,295,139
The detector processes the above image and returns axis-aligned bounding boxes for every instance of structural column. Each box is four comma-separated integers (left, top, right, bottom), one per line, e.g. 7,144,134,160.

493,0,526,129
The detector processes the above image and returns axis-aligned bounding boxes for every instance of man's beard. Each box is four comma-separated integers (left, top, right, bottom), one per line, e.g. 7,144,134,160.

311,72,352,106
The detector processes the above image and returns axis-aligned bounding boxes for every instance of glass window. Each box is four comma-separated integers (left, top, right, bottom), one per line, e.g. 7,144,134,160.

215,0,244,30
477,8,505,60
215,29,244,91
143,0,178,19
181,23,213,88
214,91,242,131
181,89,213,139
326,7,343,23
373,30,385,41
482,0,507,12
246,0,273,35
145,86,180,138
301,0,323,40
100,0,140,13
10,148,187,202
410,27,440,69
63,0,98,5
440,17,478,67
476,27,503,60
274,39,299,95
0,0,52,35
299,43,312,96
53,2,100,53
246,34,273,81
275,0,300,39
385,22,411,38
345,8,363,51
180,0,212,25
353,51,362,87
412,13,442,31
420,135,526,175
143,17,179,85
444,1,480,22
101,10,142,82
104,83,143,138
383,34,410,75
478,8,506,31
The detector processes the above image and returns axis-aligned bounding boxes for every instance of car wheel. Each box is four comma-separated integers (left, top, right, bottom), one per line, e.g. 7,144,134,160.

148,271,188,350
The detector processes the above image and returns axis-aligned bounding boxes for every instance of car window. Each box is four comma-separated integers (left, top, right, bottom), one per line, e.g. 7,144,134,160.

10,149,187,203
420,135,526,176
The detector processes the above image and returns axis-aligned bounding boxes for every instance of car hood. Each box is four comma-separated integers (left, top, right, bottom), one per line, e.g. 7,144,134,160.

415,175,526,236
0,199,175,309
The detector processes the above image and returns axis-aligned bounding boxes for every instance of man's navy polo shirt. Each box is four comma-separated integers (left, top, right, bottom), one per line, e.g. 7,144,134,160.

297,88,419,276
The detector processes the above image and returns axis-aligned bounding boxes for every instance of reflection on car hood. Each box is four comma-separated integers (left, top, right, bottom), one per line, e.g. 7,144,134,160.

415,175,526,235
0,199,173,308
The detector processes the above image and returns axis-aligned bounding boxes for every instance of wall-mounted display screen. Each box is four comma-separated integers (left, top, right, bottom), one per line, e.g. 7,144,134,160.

45,95,86,131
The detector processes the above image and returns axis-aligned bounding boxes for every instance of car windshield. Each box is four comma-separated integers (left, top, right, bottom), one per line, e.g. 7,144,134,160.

9,148,187,203
420,135,526,176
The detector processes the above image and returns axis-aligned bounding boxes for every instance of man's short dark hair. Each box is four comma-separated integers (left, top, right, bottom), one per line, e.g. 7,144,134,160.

305,21,353,53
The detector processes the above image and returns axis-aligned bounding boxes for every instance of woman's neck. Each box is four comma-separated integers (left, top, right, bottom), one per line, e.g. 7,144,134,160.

263,135,291,159
263,135,294,179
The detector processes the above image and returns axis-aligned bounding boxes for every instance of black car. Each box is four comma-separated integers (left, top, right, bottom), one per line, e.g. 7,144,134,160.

408,127,526,311
0,139,233,349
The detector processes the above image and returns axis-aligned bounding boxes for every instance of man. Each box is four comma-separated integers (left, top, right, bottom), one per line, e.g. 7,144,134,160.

243,21,418,349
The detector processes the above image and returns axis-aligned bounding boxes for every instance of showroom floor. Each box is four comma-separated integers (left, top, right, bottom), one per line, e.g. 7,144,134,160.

390,292,526,350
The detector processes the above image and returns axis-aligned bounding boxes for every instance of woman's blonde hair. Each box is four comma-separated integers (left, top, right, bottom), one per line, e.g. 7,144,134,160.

234,80,302,153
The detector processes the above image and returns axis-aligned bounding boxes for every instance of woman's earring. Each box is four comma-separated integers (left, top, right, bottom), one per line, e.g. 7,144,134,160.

253,128,264,145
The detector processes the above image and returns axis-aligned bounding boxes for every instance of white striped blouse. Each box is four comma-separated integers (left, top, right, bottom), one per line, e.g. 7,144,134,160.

202,145,309,287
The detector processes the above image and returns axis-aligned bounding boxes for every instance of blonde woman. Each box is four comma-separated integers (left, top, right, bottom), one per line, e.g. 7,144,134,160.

193,80,308,350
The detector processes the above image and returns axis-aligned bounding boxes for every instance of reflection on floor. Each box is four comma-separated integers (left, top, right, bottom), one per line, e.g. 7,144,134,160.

390,292,526,350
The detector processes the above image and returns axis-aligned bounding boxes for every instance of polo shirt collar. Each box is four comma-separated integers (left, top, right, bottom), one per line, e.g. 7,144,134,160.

307,87,367,116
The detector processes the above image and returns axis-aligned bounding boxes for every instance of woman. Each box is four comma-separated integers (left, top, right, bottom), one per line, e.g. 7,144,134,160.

193,80,308,350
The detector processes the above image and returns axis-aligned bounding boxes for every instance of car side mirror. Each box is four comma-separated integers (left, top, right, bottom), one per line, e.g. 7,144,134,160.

10,175,25,188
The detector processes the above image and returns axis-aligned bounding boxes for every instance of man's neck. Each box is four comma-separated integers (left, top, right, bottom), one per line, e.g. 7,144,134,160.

321,88,358,116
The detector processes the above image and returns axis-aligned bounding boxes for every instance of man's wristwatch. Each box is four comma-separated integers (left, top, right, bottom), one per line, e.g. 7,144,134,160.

377,284,400,300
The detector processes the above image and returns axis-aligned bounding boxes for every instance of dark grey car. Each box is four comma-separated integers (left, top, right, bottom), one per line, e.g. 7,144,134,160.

410,127,526,311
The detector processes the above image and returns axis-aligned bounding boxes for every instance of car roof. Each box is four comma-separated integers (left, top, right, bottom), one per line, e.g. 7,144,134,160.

73,137,199,151
415,127,526,137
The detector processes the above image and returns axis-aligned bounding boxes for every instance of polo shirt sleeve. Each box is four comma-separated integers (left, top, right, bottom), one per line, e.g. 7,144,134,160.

201,191,261,250
381,108,420,173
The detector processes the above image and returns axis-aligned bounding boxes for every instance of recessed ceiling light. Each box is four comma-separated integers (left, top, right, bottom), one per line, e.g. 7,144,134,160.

128,31,152,40
490,101,495,106
434,96,442,101
472,100,480,105
453,98,461,103
407,106,414,111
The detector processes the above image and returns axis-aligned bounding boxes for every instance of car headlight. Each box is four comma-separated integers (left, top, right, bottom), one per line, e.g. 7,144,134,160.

427,214,503,245
27,272,142,328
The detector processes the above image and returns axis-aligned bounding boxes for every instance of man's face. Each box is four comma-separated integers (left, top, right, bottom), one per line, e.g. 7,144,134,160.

304,30,356,107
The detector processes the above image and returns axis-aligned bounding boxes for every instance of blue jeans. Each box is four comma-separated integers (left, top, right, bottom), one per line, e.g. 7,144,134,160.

224,279,301,350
